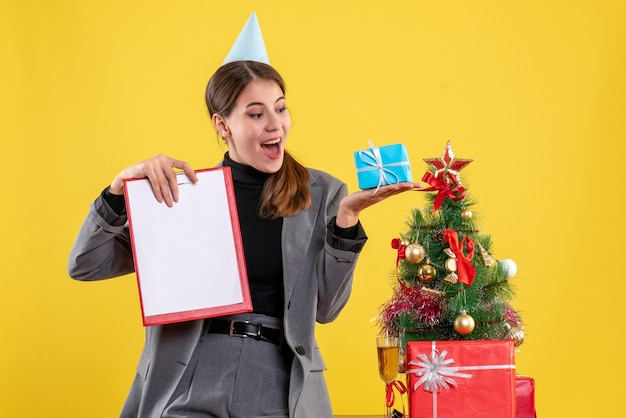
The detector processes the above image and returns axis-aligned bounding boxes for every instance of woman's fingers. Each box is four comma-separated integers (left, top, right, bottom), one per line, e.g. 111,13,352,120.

110,154,196,206
143,154,196,207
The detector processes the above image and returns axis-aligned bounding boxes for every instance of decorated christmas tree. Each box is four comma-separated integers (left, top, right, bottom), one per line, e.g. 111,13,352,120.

379,141,524,351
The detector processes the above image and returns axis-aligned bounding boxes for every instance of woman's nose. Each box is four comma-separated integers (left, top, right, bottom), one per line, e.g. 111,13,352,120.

266,112,282,131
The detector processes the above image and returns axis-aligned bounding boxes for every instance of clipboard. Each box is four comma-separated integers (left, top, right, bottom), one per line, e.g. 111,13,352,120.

123,167,252,326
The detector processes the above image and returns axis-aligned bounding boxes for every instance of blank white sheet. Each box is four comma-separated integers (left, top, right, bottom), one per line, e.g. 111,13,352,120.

123,167,250,325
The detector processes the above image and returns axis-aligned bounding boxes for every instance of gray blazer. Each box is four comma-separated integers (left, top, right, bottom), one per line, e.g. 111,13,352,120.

68,168,367,418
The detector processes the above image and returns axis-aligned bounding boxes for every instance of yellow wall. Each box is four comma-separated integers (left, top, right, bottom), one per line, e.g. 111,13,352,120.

2,1,624,416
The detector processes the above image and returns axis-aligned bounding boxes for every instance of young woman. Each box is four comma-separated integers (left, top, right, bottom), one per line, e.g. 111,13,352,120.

68,60,420,418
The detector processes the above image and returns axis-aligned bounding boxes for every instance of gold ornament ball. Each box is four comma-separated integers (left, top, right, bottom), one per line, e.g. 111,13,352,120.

417,264,437,282
398,351,406,373
461,208,473,220
508,326,525,347
400,238,411,247
454,311,475,335
405,244,426,264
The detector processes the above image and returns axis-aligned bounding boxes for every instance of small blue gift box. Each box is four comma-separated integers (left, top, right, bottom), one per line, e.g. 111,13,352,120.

354,142,412,190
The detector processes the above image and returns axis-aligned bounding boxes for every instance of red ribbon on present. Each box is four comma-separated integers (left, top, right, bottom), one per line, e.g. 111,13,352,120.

443,228,476,286
421,172,466,212
391,238,407,268
386,380,407,407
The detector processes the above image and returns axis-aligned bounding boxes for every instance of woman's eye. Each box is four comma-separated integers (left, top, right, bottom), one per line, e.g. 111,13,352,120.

277,106,287,113
248,113,263,119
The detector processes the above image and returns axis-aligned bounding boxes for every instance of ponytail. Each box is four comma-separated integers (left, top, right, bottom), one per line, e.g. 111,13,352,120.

260,152,311,218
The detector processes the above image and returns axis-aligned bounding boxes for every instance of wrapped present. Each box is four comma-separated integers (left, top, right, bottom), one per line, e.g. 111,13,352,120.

515,375,536,418
354,142,412,190
406,340,516,418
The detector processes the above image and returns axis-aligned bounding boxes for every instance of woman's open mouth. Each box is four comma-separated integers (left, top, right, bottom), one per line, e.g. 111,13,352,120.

261,138,282,158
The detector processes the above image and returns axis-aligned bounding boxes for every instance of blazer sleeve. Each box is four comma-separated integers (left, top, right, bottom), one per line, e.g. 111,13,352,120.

67,190,135,281
314,177,368,323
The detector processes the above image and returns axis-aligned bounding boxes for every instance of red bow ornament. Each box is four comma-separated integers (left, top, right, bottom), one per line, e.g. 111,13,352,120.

421,172,466,212
443,228,476,286
391,238,407,268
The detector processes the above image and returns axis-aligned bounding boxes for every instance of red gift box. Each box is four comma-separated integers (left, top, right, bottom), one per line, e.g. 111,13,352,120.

515,375,536,418
406,340,516,418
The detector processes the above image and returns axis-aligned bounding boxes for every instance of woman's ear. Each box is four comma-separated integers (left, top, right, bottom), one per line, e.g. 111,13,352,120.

212,114,231,138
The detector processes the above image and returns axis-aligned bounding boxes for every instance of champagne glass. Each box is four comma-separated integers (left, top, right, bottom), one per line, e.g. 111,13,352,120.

377,336,400,417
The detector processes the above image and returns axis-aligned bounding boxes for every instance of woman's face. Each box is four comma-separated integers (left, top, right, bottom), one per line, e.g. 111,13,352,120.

217,78,290,173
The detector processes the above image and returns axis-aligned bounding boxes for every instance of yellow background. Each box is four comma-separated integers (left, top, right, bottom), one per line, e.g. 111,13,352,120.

2,1,625,416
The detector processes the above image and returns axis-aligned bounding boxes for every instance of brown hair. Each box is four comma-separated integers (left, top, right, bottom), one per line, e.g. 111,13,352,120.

206,61,311,218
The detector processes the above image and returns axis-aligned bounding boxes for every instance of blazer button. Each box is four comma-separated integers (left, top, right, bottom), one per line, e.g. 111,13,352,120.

295,345,306,356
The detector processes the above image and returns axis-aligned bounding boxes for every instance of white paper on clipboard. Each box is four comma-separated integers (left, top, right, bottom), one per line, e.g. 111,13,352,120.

123,167,251,326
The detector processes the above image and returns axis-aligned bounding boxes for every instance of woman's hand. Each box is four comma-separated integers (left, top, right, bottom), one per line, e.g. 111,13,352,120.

108,154,198,207
336,182,424,228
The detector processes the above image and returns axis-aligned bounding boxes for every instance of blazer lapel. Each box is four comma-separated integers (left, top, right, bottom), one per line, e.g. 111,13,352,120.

282,176,322,300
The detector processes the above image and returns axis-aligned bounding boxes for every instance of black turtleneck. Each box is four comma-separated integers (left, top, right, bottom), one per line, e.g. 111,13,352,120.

223,153,284,318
